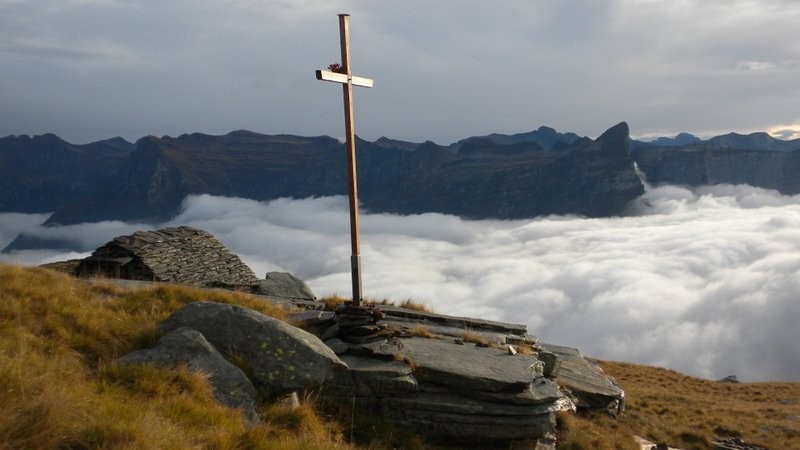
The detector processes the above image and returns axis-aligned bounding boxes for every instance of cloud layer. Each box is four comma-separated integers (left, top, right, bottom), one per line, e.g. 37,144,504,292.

3,185,800,381
1,0,799,144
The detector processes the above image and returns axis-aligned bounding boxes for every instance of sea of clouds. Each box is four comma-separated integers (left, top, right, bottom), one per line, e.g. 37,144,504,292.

2,184,800,382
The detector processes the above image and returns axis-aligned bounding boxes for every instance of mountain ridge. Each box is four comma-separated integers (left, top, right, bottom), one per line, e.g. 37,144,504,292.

4,123,800,246
5,122,643,229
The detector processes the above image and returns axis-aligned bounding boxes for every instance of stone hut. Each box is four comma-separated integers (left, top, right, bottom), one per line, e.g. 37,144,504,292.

76,226,259,286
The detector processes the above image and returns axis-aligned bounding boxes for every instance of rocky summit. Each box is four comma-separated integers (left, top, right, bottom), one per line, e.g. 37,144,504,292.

66,225,626,448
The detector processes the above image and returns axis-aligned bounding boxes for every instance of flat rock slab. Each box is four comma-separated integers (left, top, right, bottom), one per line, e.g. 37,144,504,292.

287,310,335,327
159,301,346,398
367,337,543,392
539,343,624,410
376,304,529,336
381,393,557,443
257,272,316,300
438,377,565,406
333,355,418,396
378,317,519,346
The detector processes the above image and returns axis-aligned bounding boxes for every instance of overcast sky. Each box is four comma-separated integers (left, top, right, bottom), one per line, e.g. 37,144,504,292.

2,0,799,144
3,183,800,382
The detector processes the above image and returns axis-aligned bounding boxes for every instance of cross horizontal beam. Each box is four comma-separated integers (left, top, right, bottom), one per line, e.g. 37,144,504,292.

315,69,374,88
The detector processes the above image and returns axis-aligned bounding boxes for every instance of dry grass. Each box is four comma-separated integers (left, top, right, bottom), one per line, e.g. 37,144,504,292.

462,329,489,346
321,295,347,310
556,411,640,450
321,296,434,314
515,344,536,355
7,262,795,450
408,326,435,338
599,360,800,450
396,299,433,313
365,298,394,306
0,263,352,450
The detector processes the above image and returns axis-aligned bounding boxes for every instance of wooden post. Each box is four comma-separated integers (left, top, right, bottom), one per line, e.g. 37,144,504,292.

315,14,373,306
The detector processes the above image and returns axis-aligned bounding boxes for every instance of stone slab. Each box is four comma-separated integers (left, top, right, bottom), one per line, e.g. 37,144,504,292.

376,304,528,335
368,337,543,392
539,342,624,410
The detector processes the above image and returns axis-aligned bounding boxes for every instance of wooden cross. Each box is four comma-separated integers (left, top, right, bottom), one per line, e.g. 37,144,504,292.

315,14,373,306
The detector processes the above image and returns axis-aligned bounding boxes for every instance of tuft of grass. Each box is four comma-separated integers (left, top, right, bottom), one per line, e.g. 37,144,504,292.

396,298,433,313
408,326,435,338
0,263,351,450
321,295,347,311
462,329,489,347
365,298,394,306
515,344,536,355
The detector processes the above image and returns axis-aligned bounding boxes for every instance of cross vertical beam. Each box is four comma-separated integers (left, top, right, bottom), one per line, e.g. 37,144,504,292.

315,13,373,306
339,13,362,307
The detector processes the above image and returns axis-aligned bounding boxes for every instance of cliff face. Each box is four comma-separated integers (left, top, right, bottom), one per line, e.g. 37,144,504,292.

42,123,643,225
633,145,800,193
359,122,643,219
0,134,134,213
8,125,800,229
46,131,345,224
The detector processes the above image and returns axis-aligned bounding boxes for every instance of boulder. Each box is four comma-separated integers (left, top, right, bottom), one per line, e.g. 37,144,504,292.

257,272,316,300
539,343,625,414
159,301,346,398
119,327,258,424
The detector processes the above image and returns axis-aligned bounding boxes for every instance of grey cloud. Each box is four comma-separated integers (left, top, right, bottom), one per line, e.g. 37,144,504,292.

2,1,799,144
174,186,800,382
0,212,51,249
3,186,800,381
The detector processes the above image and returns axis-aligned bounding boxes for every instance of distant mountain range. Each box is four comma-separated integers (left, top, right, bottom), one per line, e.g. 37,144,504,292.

632,132,800,191
2,124,800,252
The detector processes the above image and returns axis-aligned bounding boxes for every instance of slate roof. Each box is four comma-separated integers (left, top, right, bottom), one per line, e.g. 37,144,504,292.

79,226,258,286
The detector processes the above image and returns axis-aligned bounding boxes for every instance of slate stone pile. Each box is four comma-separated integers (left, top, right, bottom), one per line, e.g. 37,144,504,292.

76,226,259,286
284,303,625,448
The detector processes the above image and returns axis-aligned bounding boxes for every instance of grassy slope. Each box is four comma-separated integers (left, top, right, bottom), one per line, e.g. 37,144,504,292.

599,360,800,450
2,262,797,449
0,263,351,449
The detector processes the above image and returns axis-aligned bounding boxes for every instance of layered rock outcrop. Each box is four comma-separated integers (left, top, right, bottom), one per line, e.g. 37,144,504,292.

288,303,624,448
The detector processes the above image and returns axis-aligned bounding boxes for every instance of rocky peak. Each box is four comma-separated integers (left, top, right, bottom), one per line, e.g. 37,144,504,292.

649,132,701,147
595,121,630,154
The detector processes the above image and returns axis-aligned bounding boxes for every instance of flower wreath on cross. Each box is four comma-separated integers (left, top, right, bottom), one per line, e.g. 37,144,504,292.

328,63,345,73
